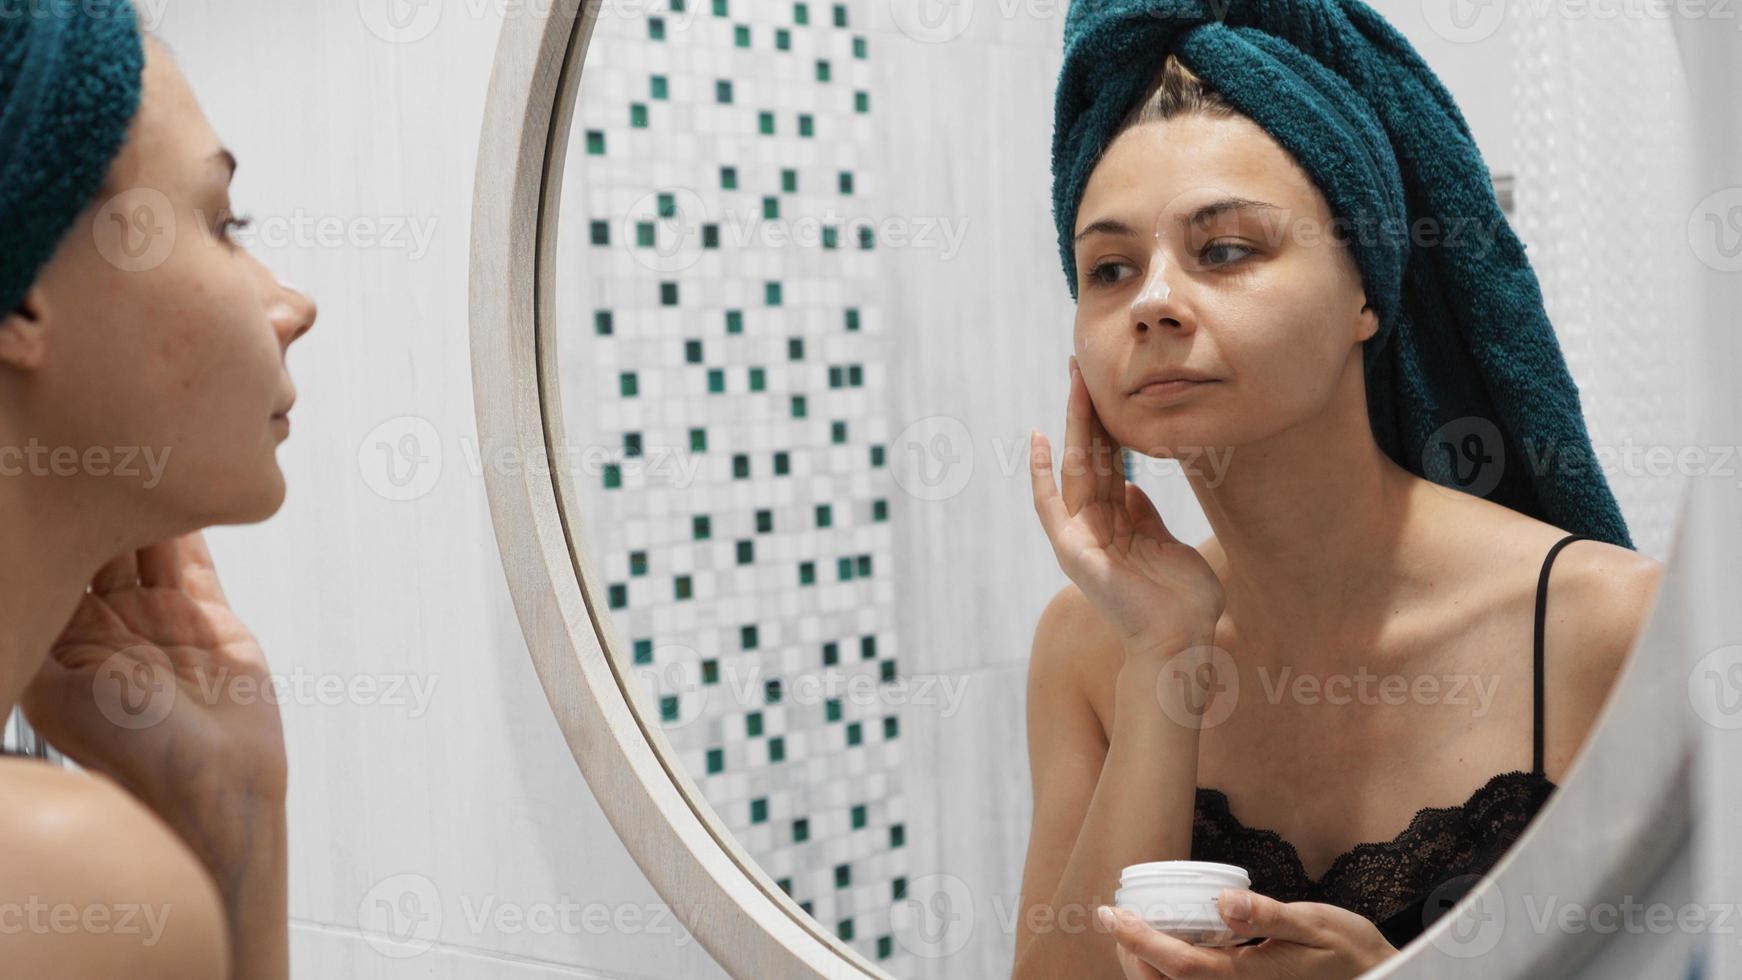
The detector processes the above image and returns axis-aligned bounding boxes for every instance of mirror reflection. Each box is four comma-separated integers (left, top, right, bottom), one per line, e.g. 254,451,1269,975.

547,3,1696,976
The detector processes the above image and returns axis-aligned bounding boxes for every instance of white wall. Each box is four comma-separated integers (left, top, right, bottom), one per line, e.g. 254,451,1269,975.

157,2,725,976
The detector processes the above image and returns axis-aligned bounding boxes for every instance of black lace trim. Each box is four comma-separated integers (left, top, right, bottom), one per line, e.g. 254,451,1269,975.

1191,769,1557,937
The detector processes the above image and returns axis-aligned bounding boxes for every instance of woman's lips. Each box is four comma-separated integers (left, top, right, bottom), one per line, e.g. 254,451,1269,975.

1131,379,1216,401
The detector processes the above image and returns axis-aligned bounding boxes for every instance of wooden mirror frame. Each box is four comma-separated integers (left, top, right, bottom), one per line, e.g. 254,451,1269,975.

468,3,1702,975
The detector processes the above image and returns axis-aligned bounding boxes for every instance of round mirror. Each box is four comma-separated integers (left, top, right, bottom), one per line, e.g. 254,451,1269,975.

471,1,1709,975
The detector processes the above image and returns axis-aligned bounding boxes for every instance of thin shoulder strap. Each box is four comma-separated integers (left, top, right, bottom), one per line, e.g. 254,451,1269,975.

1534,532,1593,777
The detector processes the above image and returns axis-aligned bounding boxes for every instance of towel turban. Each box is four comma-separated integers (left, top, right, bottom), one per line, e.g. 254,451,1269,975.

0,0,145,313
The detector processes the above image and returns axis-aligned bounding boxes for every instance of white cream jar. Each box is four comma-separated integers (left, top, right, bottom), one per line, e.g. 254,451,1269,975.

1113,860,1251,947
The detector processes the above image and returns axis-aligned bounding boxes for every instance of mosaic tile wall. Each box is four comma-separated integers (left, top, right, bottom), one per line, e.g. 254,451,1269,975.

556,1,909,970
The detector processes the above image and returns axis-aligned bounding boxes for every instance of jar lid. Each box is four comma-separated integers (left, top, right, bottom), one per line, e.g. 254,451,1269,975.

1119,860,1250,885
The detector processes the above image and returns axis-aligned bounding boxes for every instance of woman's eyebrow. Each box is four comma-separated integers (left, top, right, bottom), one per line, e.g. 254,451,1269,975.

1074,197,1282,244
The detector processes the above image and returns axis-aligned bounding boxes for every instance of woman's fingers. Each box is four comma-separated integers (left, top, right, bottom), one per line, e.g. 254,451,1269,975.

1105,907,1226,979
137,537,185,590
1124,482,1180,546
172,531,231,606
1030,431,1070,551
133,532,230,606
1063,357,1094,515
1218,890,1325,947
1086,377,1124,508
92,551,140,593
1115,938,1166,980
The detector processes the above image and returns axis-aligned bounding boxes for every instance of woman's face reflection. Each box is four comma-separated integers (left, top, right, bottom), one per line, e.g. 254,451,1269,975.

1069,112,1379,460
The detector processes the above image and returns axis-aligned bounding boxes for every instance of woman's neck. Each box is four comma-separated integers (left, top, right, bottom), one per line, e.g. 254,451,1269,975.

0,469,143,721
1182,389,1445,667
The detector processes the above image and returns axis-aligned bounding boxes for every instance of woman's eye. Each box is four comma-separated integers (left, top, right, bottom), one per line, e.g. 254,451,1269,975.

1202,241,1254,266
218,213,253,245
1087,260,1133,287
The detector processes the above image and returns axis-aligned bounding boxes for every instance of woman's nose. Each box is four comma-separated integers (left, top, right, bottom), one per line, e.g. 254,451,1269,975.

1130,255,1182,331
273,279,317,347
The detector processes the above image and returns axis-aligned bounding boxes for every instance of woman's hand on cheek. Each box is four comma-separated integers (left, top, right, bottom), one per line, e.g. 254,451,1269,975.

1103,890,1399,980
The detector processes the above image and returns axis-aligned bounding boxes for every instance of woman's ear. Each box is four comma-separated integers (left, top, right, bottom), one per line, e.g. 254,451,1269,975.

1356,299,1380,345
0,286,53,372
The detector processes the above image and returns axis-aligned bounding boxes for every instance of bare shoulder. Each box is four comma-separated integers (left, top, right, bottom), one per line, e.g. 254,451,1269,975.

0,759,228,980
1542,535,1665,726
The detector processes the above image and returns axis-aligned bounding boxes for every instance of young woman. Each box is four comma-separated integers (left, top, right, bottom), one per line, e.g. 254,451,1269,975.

1014,54,1662,980
0,4,315,977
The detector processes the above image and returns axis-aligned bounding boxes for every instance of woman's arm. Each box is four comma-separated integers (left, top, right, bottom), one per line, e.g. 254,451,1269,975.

156,779,289,980
0,760,228,980
1012,585,1212,980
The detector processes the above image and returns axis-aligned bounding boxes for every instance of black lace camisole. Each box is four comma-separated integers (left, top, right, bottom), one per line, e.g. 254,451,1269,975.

1190,532,1590,950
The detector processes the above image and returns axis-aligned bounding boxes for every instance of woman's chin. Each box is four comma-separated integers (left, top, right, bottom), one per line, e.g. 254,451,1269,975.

206,467,289,526
1113,418,1221,459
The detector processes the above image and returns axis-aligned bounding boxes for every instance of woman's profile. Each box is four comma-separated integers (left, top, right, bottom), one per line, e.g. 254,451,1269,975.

1014,38,1663,980
0,2,315,977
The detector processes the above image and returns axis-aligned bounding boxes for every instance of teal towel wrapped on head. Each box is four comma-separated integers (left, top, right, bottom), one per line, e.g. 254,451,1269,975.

0,0,145,312
1051,0,1635,550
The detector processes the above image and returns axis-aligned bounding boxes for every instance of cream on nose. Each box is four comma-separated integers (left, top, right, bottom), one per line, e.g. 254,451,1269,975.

1134,250,1172,307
